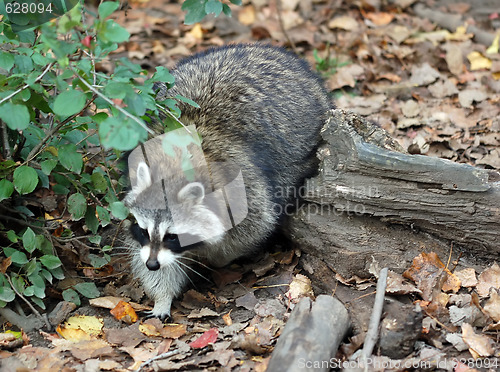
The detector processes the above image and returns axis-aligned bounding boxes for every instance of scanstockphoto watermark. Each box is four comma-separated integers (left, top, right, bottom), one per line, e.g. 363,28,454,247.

128,128,373,247
298,357,500,370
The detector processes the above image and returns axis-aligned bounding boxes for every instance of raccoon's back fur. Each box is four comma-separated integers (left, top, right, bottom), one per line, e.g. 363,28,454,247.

125,44,333,319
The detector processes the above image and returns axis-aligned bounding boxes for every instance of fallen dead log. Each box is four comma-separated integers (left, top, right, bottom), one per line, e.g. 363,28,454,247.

267,295,350,372
286,109,500,278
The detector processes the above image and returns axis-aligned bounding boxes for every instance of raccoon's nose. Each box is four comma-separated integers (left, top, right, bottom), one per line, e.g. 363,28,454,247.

146,258,160,271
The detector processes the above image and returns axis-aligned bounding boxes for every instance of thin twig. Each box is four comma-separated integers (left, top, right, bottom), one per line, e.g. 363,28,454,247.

25,96,96,163
1,120,11,160
156,104,192,134
361,267,388,371
70,65,154,135
276,0,297,54
5,274,52,330
0,63,54,106
138,349,180,371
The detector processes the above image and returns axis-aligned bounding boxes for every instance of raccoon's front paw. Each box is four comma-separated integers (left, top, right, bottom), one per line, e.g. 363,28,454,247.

141,309,171,322
143,299,173,321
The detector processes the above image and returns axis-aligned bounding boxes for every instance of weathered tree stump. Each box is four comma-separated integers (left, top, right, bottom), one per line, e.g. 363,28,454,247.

287,109,500,278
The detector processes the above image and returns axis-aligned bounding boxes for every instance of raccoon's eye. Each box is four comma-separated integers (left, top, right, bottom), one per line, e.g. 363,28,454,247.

131,223,149,244
163,233,178,242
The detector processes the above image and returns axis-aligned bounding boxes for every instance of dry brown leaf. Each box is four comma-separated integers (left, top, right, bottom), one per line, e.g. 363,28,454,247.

284,273,314,303
160,324,187,339
364,12,394,26
476,262,500,297
483,289,500,322
327,16,358,31
461,323,494,358
222,311,233,326
455,268,478,288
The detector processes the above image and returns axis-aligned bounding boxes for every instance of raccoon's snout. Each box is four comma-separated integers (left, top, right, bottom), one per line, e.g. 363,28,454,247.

146,257,160,271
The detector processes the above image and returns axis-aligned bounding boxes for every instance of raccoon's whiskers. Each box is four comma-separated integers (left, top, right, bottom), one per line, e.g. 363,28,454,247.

178,256,214,272
175,259,211,283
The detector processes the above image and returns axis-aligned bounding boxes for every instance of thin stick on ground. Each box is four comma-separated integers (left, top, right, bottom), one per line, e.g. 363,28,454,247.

138,349,180,371
361,267,388,370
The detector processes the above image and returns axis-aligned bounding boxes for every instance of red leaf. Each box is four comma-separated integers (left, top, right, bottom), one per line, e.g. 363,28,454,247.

188,327,219,349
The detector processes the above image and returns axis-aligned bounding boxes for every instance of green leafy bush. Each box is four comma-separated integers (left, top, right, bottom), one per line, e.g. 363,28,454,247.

0,0,209,314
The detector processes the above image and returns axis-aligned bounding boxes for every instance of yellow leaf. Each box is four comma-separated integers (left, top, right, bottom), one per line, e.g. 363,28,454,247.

188,24,203,40
57,315,104,341
486,33,500,54
139,323,161,337
446,25,473,41
467,51,492,71
45,146,58,156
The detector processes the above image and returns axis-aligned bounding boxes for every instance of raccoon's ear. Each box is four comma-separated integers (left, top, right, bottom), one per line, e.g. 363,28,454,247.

178,182,205,204
135,161,152,192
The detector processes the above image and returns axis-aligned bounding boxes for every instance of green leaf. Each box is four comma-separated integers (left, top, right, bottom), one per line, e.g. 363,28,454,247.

88,235,102,245
85,206,99,234
205,0,223,16
0,102,30,130
100,19,130,43
104,82,133,99
99,116,146,151
229,0,241,4
74,282,100,299
10,250,28,265
40,159,58,175
58,144,83,173
152,66,175,84
11,274,25,294
53,90,86,117
88,254,110,269
175,94,200,108
22,227,36,253
6,230,18,243
13,55,33,74
0,179,14,201
222,3,231,16
67,193,87,221
28,273,46,298
31,296,46,309
91,172,108,194
62,288,80,306
96,206,110,227
109,201,129,220
23,286,34,296
182,0,207,25
0,287,15,303
50,266,65,280
0,51,15,71
39,255,62,270
13,166,38,194
40,269,53,284
25,259,39,277
98,1,120,19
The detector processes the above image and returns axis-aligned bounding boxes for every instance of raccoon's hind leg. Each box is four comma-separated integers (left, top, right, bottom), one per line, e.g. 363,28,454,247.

131,254,189,320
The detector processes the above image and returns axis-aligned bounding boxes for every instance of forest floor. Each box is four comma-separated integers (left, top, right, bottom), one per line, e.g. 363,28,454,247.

1,0,500,371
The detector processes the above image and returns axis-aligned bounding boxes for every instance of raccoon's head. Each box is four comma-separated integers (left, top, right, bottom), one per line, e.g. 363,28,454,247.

125,161,226,271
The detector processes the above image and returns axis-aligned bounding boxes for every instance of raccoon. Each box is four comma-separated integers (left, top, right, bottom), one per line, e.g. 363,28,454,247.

124,44,333,319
